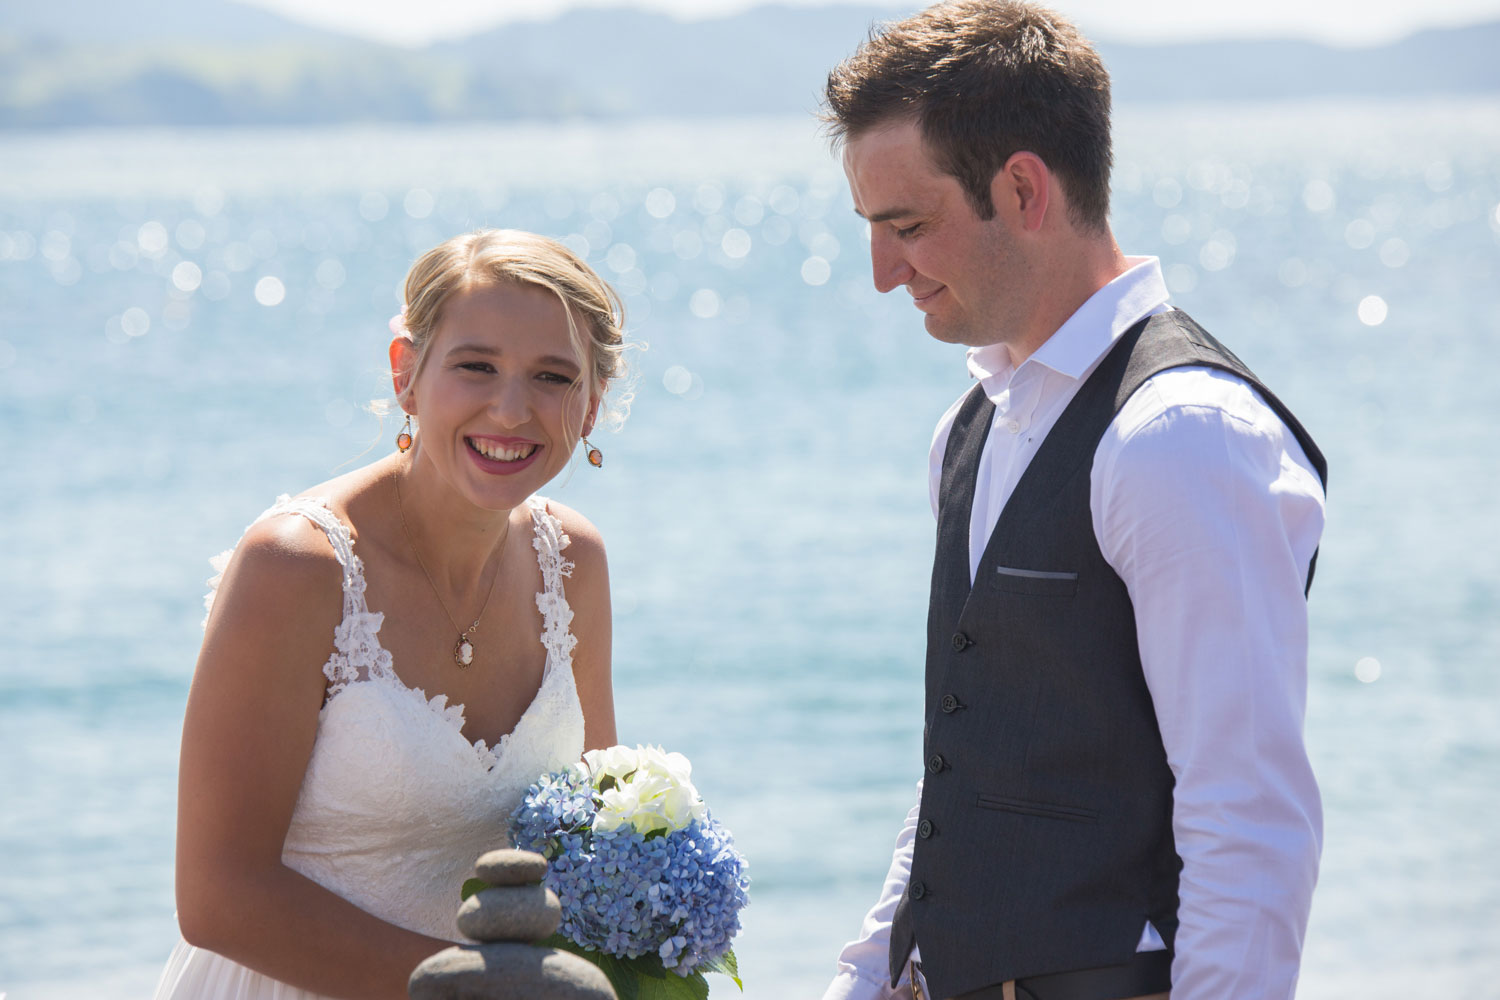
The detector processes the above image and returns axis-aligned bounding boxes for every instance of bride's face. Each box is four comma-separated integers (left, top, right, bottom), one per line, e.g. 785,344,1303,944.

395,280,600,511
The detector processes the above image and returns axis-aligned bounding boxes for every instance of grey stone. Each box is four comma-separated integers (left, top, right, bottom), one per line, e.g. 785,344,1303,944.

457,885,562,943
475,849,550,887
409,942,616,1000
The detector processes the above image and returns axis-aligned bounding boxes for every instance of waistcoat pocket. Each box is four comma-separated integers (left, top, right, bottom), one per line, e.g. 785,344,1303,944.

975,793,1099,823
989,565,1079,597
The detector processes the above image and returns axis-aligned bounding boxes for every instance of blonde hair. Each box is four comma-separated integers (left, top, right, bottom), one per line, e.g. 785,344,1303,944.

394,229,633,429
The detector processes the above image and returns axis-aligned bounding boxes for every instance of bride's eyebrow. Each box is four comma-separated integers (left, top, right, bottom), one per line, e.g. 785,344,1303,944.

447,342,500,357
447,343,581,371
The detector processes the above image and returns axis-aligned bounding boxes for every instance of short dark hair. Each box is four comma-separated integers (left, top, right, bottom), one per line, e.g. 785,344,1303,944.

823,0,1113,231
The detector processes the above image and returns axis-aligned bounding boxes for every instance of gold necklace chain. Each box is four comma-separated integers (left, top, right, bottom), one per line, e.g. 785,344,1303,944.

393,473,509,668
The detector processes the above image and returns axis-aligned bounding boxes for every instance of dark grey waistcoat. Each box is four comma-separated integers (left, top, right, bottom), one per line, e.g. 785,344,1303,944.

888,311,1327,999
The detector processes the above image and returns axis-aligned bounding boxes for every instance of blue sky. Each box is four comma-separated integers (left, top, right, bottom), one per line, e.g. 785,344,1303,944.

242,0,1500,47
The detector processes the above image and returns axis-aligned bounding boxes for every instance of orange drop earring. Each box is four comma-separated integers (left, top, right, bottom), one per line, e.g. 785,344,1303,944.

396,415,413,453
582,437,603,468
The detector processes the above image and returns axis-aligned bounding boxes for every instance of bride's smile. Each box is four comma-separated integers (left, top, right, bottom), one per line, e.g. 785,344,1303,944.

466,436,540,464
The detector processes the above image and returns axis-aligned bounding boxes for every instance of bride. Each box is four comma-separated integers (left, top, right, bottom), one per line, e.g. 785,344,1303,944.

154,229,628,999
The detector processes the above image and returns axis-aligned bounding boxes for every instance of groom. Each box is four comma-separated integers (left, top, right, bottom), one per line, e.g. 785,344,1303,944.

819,3,1327,999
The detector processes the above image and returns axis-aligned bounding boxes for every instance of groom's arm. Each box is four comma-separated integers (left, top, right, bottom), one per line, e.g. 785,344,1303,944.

821,780,923,1000
1094,368,1326,999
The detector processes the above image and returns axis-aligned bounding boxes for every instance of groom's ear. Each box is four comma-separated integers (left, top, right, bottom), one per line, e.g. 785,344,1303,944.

992,151,1051,233
389,336,418,410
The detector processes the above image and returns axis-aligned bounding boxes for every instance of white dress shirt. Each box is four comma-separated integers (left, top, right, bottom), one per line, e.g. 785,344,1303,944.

823,257,1325,1000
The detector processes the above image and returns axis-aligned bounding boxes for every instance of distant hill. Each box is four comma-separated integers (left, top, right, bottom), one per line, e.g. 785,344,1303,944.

1,0,1496,128
1103,21,1500,100
0,0,343,43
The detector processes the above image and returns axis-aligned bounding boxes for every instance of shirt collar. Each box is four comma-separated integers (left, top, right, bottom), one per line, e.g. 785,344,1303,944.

965,256,1170,386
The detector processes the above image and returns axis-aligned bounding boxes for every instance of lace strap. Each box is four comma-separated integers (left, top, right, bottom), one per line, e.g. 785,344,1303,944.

527,496,578,665
201,494,390,693
253,495,371,617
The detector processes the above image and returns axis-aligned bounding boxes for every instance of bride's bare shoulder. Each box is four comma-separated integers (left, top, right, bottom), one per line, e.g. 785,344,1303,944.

535,498,606,569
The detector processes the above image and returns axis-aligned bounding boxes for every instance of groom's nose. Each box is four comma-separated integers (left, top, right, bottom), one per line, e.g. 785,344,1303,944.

870,231,915,293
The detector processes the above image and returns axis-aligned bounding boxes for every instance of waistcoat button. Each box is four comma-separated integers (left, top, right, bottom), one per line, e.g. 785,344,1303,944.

951,632,971,651
940,694,960,713
909,881,927,900
918,818,934,839
926,753,946,774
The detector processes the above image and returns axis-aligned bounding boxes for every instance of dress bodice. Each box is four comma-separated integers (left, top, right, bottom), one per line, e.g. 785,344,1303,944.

156,494,586,1000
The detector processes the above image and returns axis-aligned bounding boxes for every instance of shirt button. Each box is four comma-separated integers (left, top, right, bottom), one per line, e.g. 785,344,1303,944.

941,694,960,713
1006,419,1021,433
909,881,927,901
926,753,947,774
918,818,935,839
951,632,971,651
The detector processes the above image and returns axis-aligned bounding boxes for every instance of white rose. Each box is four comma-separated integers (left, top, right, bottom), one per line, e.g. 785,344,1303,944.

639,745,694,785
593,780,643,833
583,744,643,783
657,782,706,829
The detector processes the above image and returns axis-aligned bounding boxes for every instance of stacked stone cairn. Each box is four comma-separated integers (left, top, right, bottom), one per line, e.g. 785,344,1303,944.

409,848,616,1000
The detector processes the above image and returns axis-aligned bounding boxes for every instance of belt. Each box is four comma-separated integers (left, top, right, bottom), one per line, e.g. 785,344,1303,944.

945,950,1173,1000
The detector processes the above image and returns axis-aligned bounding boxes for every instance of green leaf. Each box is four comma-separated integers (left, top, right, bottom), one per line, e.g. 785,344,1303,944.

459,877,490,902
701,949,743,990
636,970,709,1000
531,936,732,999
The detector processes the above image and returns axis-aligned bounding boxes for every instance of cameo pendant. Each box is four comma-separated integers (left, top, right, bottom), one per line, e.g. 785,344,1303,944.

454,635,475,668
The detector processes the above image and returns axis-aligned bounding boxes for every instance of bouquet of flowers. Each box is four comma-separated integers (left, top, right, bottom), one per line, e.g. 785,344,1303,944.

465,745,750,999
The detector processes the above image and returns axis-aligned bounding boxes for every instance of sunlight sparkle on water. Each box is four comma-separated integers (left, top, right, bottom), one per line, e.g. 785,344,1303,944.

645,188,676,219
1166,263,1197,294
689,288,721,319
1358,295,1389,326
137,221,168,256
120,307,150,338
606,243,638,273
693,183,724,216
801,256,831,286
721,228,752,259
1198,231,1236,272
254,276,286,307
662,365,693,395
761,215,792,246
768,185,799,216
733,196,765,227
1303,179,1336,213
808,232,841,262
171,262,202,293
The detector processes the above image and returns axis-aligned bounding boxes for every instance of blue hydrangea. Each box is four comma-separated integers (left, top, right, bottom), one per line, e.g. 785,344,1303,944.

510,769,750,976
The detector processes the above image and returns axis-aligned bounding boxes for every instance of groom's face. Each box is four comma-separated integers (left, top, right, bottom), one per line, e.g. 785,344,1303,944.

843,119,1021,347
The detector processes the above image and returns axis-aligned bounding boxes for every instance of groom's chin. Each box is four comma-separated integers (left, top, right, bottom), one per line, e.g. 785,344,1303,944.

923,314,972,347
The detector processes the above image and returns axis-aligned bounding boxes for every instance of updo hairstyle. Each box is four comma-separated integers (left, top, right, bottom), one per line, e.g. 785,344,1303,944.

394,229,632,428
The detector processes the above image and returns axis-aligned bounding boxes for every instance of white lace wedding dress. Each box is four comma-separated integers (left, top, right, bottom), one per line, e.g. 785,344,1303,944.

153,494,586,1000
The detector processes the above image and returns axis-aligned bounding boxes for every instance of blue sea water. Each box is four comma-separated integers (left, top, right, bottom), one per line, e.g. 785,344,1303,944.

1,102,1498,998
